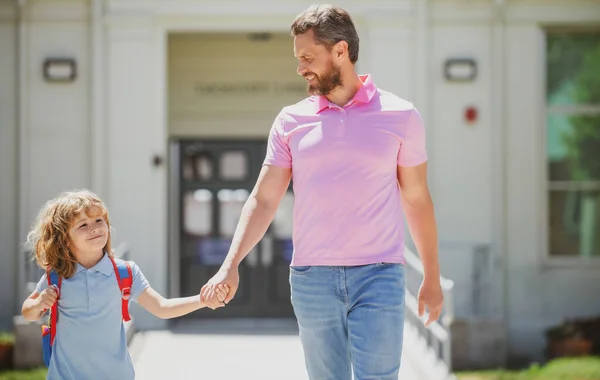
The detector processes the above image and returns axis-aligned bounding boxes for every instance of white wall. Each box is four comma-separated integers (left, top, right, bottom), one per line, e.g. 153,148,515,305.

431,29,493,245
105,11,168,329
430,22,497,318
362,8,415,102
18,0,91,237
0,0,92,328
427,1,505,326
0,1,18,329
9,0,169,331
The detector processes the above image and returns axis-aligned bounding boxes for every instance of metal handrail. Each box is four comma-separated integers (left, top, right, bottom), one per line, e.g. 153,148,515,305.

404,246,455,378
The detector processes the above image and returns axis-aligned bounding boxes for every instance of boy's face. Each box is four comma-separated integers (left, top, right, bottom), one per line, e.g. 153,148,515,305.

68,210,109,255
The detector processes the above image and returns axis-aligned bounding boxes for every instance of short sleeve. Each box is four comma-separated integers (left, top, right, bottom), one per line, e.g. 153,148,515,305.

128,261,150,303
397,106,428,167
263,112,292,168
35,273,49,294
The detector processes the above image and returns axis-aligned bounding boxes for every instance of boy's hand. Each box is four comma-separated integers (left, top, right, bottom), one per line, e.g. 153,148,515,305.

201,265,239,310
37,285,59,312
205,284,229,308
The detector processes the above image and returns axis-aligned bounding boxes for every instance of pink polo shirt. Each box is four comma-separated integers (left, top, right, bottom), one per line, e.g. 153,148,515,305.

263,74,427,266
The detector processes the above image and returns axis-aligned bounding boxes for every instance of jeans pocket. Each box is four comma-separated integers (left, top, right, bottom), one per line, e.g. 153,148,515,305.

290,265,313,274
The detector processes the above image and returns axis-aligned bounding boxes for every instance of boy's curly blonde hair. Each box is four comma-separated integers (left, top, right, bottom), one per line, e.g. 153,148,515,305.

26,190,114,278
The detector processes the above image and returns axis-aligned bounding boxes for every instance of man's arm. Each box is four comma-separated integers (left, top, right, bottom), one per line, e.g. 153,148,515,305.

223,164,292,268
398,161,439,280
201,164,291,308
397,161,443,325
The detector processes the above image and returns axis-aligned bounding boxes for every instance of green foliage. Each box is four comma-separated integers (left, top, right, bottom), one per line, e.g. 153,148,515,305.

0,368,47,380
548,33,600,181
457,356,600,380
0,334,13,345
564,43,600,181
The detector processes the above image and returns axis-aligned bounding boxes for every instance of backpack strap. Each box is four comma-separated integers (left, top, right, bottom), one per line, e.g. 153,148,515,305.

46,270,62,346
109,257,133,322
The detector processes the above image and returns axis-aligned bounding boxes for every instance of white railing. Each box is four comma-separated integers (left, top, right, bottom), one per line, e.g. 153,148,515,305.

404,247,456,380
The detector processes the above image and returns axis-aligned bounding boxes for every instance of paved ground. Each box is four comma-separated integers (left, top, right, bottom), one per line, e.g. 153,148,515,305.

131,319,423,379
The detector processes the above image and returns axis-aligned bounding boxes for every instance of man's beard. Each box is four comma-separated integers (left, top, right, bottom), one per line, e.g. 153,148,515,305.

305,62,342,96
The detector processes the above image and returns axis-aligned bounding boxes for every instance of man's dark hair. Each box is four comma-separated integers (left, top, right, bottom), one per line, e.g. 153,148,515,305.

290,4,359,64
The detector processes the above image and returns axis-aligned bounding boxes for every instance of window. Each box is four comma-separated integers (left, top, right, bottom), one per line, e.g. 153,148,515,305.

219,151,248,180
546,31,600,257
218,189,249,236
183,190,213,236
182,150,213,181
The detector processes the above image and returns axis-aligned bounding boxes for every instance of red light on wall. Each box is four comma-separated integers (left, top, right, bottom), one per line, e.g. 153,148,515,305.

465,106,478,124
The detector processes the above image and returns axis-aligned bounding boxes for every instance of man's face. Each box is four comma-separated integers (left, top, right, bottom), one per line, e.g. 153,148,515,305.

294,29,342,96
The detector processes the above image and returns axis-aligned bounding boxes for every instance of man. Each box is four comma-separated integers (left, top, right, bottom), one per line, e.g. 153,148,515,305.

201,4,444,379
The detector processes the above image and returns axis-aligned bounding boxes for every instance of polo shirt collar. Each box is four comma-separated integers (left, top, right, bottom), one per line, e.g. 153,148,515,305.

75,252,113,276
313,74,377,113
314,95,330,113
353,74,377,104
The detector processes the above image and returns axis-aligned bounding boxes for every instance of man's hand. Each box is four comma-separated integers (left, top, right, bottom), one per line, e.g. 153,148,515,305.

200,265,239,310
417,278,444,327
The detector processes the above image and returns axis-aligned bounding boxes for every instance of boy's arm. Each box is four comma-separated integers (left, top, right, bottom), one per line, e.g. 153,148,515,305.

21,287,58,322
137,285,227,319
22,292,45,321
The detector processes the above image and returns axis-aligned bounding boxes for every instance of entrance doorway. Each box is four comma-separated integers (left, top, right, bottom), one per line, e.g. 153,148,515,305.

175,139,294,318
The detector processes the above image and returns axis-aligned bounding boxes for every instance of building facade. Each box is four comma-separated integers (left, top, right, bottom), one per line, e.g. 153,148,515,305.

1,0,599,366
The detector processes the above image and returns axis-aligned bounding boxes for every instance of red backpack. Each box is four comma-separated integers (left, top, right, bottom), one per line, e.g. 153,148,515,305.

41,257,133,367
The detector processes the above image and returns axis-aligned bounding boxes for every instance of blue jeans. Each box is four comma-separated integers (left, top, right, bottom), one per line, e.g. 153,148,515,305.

290,263,406,380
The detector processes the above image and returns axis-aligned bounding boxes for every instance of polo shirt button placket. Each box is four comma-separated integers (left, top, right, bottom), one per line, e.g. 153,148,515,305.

337,108,346,138
86,271,92,312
